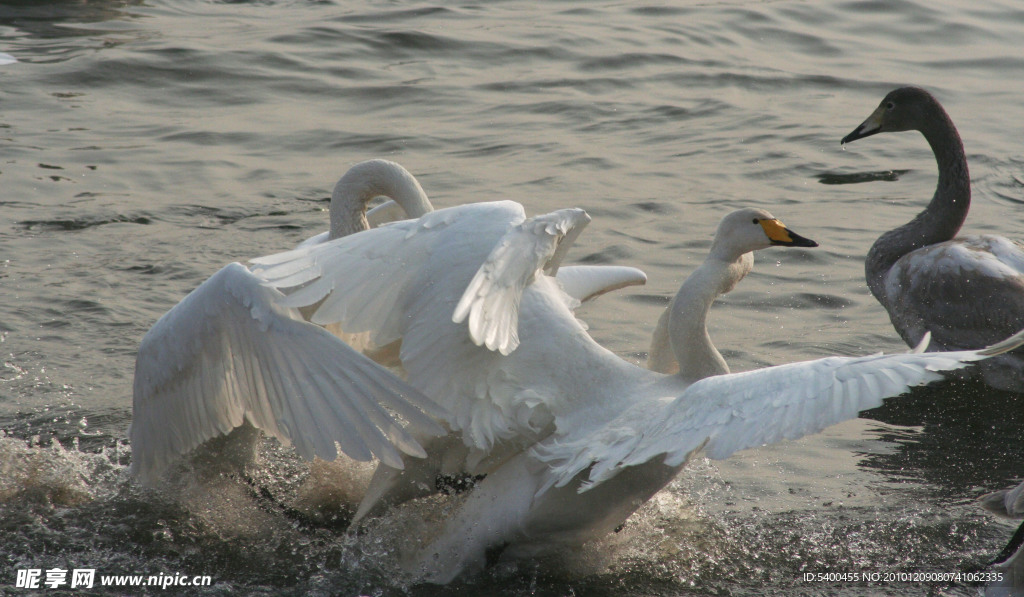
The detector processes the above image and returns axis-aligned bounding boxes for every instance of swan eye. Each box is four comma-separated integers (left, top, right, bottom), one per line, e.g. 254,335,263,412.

752,218,760,225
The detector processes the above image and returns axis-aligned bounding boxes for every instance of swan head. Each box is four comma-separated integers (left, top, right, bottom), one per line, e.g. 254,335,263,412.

710,208,817,260
841,86,940,144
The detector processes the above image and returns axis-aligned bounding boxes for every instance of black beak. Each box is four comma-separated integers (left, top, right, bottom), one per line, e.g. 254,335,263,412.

773,228,818,248
841,106,885,145
841,123,880,145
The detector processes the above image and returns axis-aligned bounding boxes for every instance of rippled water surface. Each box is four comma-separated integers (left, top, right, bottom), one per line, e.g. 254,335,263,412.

2,0,1024,595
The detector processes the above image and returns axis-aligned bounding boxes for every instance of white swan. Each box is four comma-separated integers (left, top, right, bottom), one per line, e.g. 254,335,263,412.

841,86,1024,393
644,214,813,378
253,202,1024,583
130,159,645,484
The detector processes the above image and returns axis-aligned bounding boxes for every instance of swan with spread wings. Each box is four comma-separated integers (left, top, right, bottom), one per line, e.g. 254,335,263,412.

129,160,646,485
252,201,1023,583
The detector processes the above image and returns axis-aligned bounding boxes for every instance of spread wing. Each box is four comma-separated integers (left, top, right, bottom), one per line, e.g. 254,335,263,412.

129,263,446,484
533,330,1024,494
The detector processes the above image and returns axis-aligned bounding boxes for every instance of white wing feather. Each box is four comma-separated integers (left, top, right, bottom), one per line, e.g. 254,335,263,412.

554,264,647,303
534,330,1024,495
253,202,527,347
452,208,591,355
129,263,445,484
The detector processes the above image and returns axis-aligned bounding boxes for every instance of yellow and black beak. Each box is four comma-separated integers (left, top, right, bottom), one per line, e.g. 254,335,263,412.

759,219,818,248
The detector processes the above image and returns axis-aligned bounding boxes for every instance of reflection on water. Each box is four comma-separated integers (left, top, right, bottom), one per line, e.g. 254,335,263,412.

1,0,1022,594
817,169,911,185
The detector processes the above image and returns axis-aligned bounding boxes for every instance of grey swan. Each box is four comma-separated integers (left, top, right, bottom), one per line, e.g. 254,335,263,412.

842,87,1024,392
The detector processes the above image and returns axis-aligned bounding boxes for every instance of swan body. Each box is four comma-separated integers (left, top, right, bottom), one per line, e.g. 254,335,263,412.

253,204,1024,582
130,159,644,484
842,87,1024,392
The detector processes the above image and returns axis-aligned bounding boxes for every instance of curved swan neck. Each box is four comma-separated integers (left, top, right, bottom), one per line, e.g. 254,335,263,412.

865,96,970,301
668,252,753,381
328,160,433,240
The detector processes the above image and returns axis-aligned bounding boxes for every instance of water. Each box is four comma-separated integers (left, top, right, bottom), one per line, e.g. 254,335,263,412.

1,0,1023,594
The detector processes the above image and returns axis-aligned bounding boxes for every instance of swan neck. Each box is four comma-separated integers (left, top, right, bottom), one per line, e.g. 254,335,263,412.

865,101,970,302
668,255,750,381
328,160,433,240
647,308,678,374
